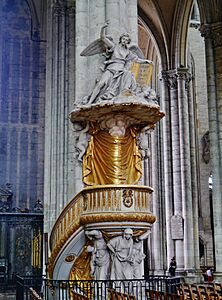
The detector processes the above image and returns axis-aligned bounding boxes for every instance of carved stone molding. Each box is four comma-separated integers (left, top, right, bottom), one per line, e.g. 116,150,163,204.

0,183,13,212
200,24,211,40
67,5,75,16
177,68,189,80
185,72,192,90
52,1,66,16
160,70,177,90
177,68,192,90
80,212,156,226
190,21,200,30
201,131,210,164
200,23,222,48
161,69,192,90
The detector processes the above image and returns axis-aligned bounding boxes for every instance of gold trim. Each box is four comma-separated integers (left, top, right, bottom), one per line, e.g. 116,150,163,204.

80,212,156,225
48,184,155,278
48,221,82,278
47,211,156,278
82,184,154,192
50,185,153,249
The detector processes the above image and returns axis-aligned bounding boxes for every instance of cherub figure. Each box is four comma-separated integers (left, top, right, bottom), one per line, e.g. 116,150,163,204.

72,122,90,161
136,85,159,104
81,21,152,104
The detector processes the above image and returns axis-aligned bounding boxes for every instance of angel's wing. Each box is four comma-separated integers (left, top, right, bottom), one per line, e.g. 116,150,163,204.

129,44,145,59
80,39,106,56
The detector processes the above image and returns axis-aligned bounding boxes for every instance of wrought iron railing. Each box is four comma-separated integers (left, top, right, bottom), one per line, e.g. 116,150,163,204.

16,275,183,300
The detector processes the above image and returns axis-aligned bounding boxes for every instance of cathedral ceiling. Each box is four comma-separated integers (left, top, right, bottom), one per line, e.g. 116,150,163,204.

138,0,194,68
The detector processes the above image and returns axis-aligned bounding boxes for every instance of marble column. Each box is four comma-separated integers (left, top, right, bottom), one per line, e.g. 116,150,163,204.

163,69,196,273
201,23,222,274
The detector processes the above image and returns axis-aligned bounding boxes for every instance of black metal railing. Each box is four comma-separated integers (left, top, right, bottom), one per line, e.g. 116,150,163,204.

16,275,183,300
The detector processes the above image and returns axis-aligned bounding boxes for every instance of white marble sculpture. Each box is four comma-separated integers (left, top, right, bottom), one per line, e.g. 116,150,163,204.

132,230,150,279
85,230,110,280
136,85,159,104
80,21,152,104
107,228,134,280
72,122,90,161
99,114,131,137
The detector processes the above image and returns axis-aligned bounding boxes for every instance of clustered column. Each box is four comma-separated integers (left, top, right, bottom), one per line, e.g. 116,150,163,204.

201,23,222,275
160,71,174,272
44,0,75,232
161,69,198,273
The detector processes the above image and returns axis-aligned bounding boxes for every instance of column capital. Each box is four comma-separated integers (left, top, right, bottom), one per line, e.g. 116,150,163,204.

177,68,192,89
160,69,191,90
176,67,189,80
67,5,75,16
160,70,177,90
200,22,222,48
52,1,66,16
67,0,75,15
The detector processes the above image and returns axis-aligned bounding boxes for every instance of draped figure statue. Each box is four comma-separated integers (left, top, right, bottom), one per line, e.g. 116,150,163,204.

107,228,134,280
85,230,110,280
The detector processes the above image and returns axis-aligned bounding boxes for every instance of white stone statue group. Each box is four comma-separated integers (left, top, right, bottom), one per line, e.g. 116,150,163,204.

80,21,154,105
85,228,150,280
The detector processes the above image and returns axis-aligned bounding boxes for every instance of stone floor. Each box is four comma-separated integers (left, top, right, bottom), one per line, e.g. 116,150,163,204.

0,293,16,299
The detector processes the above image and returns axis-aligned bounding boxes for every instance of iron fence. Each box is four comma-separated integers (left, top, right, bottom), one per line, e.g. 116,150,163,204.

16,275,183,300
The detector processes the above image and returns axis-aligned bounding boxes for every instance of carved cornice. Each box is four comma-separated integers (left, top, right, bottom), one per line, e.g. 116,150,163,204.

200,23,222,48
80,212,156,225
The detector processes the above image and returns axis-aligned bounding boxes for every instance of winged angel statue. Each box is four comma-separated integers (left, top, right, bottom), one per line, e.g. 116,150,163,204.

80,21,153,104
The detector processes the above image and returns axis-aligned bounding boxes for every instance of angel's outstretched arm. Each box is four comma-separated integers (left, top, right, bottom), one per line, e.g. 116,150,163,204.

100,21,115,49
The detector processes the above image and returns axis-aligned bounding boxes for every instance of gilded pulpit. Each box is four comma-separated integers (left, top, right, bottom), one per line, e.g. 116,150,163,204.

48,22,164,287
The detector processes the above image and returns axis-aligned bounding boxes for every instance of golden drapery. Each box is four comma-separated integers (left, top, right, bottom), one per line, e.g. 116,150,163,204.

69,244,92,298
69,245,92,281
83,126,142,185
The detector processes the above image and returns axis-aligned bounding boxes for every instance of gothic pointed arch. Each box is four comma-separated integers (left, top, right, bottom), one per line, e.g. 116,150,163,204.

171,0,194,68
138,0,170,69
